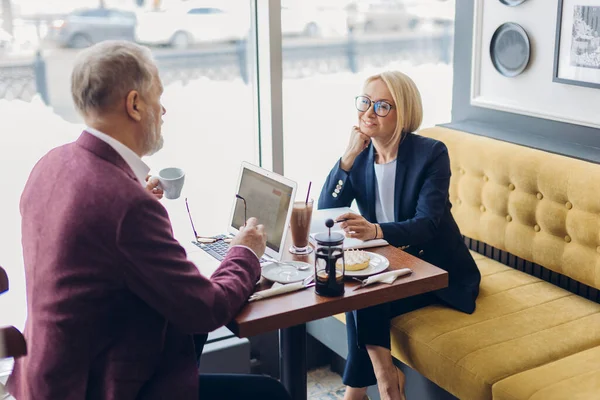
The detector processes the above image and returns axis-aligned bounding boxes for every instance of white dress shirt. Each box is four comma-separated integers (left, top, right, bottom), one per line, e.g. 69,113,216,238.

85,127,150,187
84,128,260,262
374,159,397,223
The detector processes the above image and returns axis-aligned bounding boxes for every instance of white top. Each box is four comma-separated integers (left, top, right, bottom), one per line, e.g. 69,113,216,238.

85,127,150,187
374,159,397,223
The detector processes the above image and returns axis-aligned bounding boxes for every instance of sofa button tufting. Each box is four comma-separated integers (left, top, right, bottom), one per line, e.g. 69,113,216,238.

506,215,512,222
509,183,515,191
534,225,540,232
564,235,571,243
537,192,543,200
565,201,573,210
597,246,600,254
480,205,486,212
483,175,489,182
456,198,462,205
461,169,466,175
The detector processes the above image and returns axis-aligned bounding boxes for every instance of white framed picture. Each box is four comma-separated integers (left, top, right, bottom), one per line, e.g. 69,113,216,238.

554,0,600,89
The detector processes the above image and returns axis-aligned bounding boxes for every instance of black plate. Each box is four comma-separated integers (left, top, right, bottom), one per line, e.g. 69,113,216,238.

490,22,530,77
499,0,527,5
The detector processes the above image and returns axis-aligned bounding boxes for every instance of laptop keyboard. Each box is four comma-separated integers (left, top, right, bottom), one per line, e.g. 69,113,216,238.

193,234,268,263
193,235,230,261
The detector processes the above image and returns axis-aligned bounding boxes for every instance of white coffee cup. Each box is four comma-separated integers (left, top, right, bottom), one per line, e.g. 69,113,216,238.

154,167,185,200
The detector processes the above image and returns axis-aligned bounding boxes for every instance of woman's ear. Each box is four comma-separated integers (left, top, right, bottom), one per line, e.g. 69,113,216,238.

126,90,142,122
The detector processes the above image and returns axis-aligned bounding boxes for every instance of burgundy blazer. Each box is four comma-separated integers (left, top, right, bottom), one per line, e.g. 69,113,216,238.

8,132,260,399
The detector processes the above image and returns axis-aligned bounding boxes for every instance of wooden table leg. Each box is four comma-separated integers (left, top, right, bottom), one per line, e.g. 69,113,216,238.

280,324,307,400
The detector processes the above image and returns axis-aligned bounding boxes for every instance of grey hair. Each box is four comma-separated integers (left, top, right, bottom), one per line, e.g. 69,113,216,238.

71,40,156,116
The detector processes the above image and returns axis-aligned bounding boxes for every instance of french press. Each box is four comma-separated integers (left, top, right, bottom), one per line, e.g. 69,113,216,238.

313,219,345,297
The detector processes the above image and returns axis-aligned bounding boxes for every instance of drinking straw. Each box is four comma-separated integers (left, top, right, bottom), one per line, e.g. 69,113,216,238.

305,182,312,205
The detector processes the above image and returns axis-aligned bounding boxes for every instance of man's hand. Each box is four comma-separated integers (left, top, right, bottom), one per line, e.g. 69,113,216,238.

337,212,379,241
145,175,164,200
230,217,267,258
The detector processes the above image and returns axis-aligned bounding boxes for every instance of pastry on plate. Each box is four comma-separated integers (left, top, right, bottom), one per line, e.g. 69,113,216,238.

337,249,370,271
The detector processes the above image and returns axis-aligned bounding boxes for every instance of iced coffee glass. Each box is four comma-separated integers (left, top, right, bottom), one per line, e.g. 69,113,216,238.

289,199,314,255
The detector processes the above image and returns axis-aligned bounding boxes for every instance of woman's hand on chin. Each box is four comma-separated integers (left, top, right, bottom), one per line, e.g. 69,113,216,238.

341,126,371,171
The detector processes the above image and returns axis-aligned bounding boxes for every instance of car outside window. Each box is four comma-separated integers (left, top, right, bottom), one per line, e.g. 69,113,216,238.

77,9,110,18
188,8,224,15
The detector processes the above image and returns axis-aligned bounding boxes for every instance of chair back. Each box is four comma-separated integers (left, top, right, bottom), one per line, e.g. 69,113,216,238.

0,266,26,358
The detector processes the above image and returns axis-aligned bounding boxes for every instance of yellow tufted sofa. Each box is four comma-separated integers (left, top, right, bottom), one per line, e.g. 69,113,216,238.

334,127,600,399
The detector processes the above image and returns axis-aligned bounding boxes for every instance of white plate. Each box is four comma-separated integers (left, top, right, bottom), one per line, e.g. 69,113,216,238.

261,261,312,284
341,252,390,277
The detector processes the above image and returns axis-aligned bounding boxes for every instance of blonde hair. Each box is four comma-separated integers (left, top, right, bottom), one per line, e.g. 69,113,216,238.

71,40,156,116
363,71,423,144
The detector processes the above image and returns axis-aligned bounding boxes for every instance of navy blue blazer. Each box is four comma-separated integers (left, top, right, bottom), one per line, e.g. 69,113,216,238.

318,133,481,314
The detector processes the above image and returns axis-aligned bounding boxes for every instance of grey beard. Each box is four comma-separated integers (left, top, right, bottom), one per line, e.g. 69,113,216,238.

146,134,164,156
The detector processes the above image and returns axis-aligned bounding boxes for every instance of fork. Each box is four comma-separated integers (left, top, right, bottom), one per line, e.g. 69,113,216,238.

302,274,315,287
351,276,369,291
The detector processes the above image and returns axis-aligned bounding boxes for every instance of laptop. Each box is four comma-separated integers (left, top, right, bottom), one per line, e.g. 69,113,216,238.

186,162,297,277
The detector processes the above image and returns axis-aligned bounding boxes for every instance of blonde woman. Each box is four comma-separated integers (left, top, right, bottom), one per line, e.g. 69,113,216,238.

318,71,481,400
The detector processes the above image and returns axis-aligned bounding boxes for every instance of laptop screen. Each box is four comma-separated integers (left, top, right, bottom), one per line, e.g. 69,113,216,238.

231,167,294,253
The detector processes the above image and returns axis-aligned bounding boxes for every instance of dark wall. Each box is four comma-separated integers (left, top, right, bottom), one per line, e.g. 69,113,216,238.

444,0,600,164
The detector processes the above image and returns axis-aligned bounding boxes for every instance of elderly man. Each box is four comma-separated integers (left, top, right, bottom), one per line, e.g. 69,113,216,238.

7,41,290,400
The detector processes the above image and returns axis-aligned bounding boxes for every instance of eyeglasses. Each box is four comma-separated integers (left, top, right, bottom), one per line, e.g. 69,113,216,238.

355,95,394,117
185,195,247,244
185,197,232,244
235,194,247,225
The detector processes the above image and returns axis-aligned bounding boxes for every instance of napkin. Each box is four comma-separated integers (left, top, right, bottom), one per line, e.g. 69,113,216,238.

361,268,412,287
248,281,305,302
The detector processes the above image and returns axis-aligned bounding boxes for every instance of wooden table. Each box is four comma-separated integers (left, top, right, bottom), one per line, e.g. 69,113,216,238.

227,237,448,400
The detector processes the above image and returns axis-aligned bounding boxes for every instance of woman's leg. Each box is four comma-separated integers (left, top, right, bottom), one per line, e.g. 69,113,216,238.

343,301,400,400
198,374,291,400
343,307,379,400
343,293,437,400
365,345,403,400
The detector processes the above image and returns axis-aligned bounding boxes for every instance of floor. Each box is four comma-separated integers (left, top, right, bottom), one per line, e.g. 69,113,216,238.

1,361,352,400
307,366,350,400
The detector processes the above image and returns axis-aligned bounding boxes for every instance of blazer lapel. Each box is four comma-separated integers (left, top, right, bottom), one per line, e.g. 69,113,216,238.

76,131,138,183
365,144,377,222
393,134,412,222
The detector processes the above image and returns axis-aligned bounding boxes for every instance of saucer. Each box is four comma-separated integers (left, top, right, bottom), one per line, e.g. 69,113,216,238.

261,261,312,284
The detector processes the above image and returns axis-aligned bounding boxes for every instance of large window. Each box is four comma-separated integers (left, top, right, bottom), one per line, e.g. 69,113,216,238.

280,0,456,203
0,0,457,332
0,0,259,329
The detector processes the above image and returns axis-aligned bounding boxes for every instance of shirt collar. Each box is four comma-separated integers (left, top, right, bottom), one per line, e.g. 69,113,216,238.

84,127,150,187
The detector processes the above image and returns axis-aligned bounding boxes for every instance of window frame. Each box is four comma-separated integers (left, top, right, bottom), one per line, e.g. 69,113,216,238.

251,0,284,175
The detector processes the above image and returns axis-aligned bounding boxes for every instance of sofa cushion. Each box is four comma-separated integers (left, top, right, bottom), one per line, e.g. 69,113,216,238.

492,345,600,400
419,127,600,291
389,251,600,400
